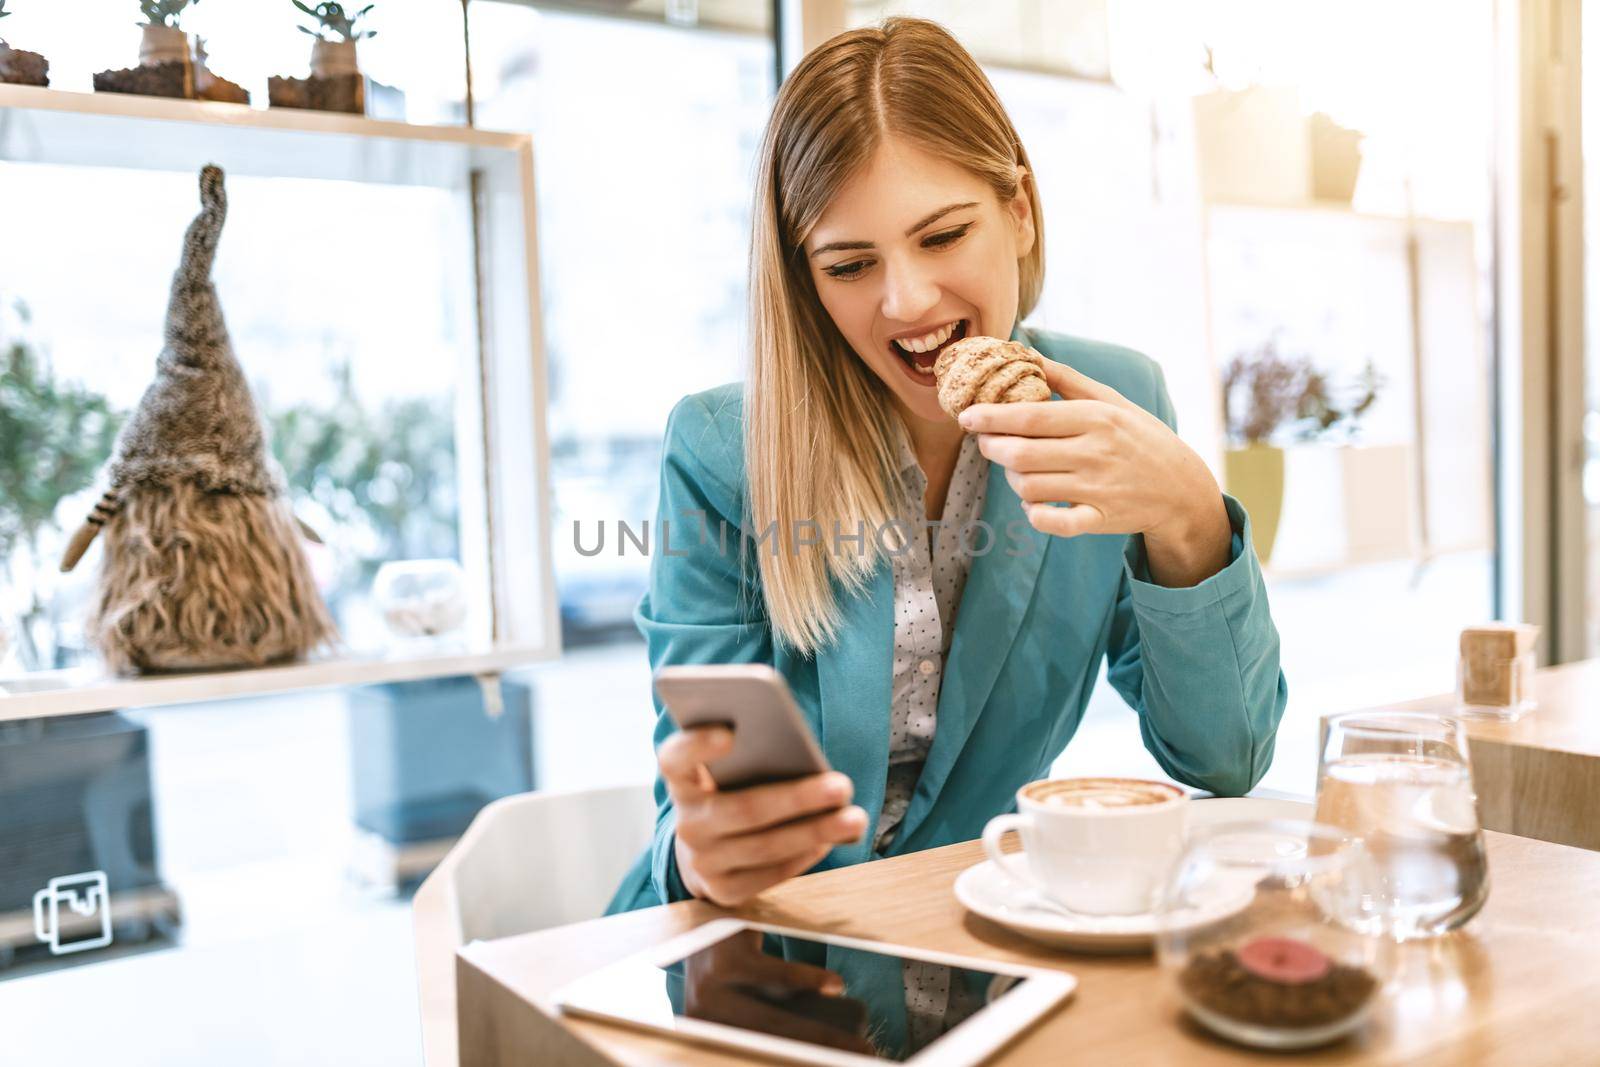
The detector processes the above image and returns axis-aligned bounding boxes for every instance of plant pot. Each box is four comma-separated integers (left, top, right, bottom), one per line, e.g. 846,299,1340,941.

138,24,188,66
269,38,364,115
1193,89,1366,206
94,24,193,99
1310,112,1364,203
0,42,50,86
310,38,359,78
1192,86,1309,206
1223,443,1286,565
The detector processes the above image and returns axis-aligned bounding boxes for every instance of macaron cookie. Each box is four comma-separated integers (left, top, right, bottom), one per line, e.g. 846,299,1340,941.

1235,936,1332,985
932,336,1052,421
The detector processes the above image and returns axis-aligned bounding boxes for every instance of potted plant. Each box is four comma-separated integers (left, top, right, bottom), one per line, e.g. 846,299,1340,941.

94,0,201,100
1220,341,1381,564
269,2,376,115
0,0,50,86
298,1,375,78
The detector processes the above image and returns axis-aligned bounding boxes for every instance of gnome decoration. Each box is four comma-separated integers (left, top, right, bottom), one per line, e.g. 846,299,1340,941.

61,165,338,674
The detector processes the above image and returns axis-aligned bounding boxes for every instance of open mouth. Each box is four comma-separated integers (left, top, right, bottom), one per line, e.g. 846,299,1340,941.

889,319,969,381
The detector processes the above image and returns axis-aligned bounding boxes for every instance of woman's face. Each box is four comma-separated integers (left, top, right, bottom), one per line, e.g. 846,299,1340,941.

803,135,1035,427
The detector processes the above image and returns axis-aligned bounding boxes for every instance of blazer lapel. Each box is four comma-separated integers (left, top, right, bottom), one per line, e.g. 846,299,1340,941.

815,559,894,868
887,459,1050,850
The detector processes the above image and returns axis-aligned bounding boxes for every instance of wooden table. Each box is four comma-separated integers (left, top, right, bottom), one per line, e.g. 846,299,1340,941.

1381,658,1600,851
458,829,1600,1066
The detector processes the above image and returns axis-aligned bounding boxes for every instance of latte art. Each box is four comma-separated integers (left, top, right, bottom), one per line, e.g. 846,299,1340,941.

1023,777,1182,810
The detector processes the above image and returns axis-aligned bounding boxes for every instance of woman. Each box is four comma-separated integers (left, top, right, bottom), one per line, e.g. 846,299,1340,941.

607,17,1286,918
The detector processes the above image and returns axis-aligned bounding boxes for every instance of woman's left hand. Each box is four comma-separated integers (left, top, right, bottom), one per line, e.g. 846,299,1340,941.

958,359,1232,587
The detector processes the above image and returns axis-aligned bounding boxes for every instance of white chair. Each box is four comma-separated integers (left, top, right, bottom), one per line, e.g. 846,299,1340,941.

413,783,657,1067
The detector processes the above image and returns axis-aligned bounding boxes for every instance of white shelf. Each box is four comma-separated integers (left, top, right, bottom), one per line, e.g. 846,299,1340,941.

0,83,528,187
0,642,555,722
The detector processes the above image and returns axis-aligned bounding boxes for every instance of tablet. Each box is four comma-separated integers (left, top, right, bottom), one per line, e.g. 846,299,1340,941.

551,918,1076,1066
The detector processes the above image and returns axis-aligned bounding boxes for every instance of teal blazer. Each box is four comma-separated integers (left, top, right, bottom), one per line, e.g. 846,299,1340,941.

605,328,1288,923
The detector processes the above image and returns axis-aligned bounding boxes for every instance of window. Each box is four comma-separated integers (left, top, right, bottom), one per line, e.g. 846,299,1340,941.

857,2,1500,794
2,5,772,1061
468,0,775,645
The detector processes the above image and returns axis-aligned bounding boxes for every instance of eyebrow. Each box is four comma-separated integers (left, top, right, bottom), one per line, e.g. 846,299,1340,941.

808,201,980,258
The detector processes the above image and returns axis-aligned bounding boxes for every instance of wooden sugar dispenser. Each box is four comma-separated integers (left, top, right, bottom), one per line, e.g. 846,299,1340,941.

1457,623,1540,720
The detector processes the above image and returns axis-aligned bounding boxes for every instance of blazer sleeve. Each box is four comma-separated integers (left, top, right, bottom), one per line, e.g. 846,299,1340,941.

1102,362,1289,795
634,393,774,904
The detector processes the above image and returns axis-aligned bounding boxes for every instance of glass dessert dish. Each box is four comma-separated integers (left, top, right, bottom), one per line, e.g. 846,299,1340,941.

372,558,469,639
1154,819,1391,1051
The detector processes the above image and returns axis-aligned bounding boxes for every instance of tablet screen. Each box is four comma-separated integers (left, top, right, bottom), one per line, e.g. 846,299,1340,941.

652,927,1030,1061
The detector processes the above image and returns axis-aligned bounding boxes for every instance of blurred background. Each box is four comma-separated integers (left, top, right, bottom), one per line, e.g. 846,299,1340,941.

0,0,1594,1062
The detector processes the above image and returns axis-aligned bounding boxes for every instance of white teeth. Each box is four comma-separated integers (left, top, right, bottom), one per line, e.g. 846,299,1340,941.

895,321,957,354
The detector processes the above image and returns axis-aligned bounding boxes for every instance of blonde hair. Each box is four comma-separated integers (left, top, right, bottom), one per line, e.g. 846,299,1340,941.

744,16,1044,656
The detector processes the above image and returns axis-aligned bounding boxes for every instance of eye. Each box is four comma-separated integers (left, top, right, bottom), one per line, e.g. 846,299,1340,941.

923,223,973,248
823,258,873,280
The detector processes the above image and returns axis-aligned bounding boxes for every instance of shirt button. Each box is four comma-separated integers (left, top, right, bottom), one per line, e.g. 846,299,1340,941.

918,658,936,676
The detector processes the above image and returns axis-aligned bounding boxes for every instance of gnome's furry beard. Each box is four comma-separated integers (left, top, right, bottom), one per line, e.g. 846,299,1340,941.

89,480,336,673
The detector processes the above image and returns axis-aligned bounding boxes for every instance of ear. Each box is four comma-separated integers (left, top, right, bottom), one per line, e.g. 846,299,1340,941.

1005,165,1036,259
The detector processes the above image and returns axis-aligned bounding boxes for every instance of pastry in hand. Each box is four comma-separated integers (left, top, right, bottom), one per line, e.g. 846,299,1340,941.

932,336,1052,420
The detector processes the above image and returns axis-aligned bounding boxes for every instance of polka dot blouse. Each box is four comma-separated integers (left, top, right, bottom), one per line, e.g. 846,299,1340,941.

876,422,989,1038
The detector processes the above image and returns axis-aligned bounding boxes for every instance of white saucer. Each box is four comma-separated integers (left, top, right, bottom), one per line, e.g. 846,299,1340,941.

953,795,1311,953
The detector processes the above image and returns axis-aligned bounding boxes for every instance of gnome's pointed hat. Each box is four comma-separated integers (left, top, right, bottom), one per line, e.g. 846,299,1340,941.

62,165,289,571
109,164,280,497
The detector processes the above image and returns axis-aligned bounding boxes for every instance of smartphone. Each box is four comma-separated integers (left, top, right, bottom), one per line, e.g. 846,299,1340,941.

652,664,832,790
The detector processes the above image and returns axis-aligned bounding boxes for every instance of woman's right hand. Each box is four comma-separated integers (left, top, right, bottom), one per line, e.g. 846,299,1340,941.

659,725,868,908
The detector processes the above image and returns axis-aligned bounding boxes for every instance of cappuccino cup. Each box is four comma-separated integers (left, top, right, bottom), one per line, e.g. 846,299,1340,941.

981,777,1188,916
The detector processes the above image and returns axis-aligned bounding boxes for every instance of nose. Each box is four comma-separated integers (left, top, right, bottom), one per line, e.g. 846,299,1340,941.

879,253,940,325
